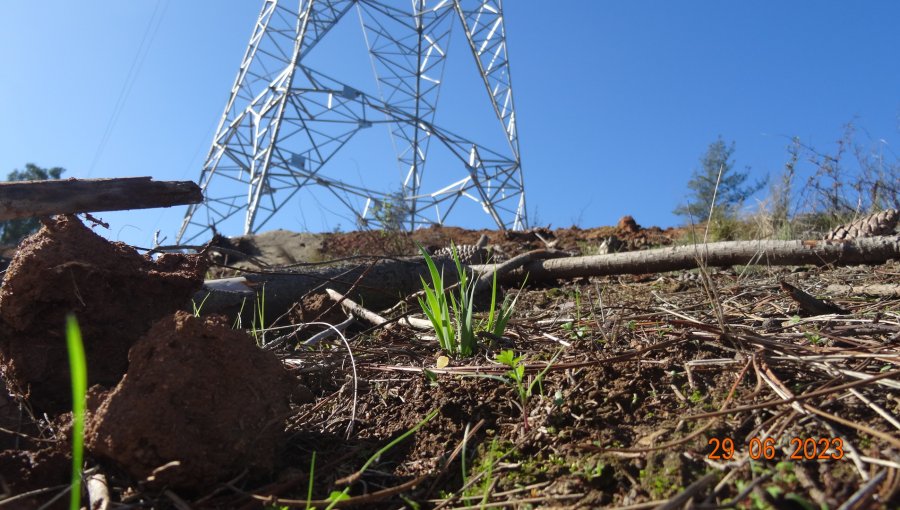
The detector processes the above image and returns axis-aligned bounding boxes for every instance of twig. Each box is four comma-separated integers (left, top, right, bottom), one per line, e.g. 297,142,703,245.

780,280,849,315
802,404,900,449
684,369,900,422
848,388,900,431
302,316,356,346
0,485,68,508
425,419,486,497
304,321,359,438
258,473,429,508
471,249,570,291
654,471,719,510
826,283,900,297
836,469,887,510
86,468,110,510
325,288,431,330
443,494,583,510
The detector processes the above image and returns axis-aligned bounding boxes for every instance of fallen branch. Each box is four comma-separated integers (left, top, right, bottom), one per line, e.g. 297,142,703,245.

198,257,466,324
199,238,900,324
471,249,569,292
483,237,900,281
0,177,201,220
325,288,431,330
780,280,849,315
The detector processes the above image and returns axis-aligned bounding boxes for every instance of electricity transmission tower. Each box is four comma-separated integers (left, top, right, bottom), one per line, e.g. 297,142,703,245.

177,0,526,244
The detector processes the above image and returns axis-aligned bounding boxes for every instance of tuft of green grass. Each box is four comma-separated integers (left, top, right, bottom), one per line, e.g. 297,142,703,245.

447,244,478,356
418,244,457,354
65,314,87,510
418,243,521,358
418,243,478,357
483,271,526,339
191,292,210,317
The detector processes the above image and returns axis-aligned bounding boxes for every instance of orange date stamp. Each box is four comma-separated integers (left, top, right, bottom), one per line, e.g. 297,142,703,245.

707,437,845,461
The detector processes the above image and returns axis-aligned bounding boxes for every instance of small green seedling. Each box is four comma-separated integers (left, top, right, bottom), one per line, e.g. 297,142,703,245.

495,349,560,430
65,314,88,510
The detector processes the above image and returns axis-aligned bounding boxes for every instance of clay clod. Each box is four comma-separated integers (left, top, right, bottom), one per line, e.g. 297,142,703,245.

86,311,293,490
0,216,207,414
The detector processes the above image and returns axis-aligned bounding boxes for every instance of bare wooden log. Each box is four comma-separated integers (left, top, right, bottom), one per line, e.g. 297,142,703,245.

0,177,202,220
197,256,465,324
199,237,900,324
508,237,900,281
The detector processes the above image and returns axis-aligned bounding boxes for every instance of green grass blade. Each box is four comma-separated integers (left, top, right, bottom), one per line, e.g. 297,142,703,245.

485,270,499,334
65,314,87,510
493,275,528,337
306,451,316,510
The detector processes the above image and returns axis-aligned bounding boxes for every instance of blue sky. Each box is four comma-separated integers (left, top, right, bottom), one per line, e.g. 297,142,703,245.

2,1,898,247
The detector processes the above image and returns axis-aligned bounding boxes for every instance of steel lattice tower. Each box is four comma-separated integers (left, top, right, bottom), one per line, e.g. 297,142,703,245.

177,0,526,244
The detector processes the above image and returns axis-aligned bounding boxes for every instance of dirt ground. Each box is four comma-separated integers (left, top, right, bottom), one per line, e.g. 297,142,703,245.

1,216,898,509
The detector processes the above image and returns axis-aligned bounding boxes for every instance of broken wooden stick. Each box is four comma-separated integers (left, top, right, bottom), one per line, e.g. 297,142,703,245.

325,288,431,330
779,280,849,316
0,177,202,220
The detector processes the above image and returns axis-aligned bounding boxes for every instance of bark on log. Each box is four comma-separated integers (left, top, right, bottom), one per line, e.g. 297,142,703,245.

197,256,466,324
0,177,202,220
199,237,900,324
510,237,900,280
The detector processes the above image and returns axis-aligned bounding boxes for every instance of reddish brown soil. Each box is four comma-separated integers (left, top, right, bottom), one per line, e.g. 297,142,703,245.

1,217,898,509
0,216,207,414
86,311,294,490
320,216,678,259
0,447,70,507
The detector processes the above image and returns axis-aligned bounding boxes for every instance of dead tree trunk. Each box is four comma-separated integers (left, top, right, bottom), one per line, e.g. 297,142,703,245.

512,237,900,280
199,237,900,323
0,177,202,220
198,257,465,324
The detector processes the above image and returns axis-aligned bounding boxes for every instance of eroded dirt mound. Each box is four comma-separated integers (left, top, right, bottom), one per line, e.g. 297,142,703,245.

0,216,208,414
86,311,293,490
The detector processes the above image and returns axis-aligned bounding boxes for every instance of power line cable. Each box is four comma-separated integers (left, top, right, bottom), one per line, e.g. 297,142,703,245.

86,0,169,177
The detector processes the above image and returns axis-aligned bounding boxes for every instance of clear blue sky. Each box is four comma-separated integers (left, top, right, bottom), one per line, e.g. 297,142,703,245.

2,1,898,247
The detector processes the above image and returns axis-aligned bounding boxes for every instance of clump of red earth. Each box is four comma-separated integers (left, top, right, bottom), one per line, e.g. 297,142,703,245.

86,311,294,490
0,216,293,494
